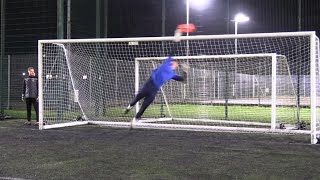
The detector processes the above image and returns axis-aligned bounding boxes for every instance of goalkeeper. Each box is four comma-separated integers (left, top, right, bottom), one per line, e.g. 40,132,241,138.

124,29,189,120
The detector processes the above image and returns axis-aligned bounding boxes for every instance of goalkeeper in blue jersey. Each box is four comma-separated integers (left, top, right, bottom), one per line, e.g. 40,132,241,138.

124,29,189,120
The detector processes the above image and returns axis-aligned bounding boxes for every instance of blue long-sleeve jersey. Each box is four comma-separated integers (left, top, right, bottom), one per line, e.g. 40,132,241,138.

151,56,183,90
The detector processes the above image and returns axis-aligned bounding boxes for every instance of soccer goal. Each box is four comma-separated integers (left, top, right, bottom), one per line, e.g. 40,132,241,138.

38,31,320,144
135,54,296,128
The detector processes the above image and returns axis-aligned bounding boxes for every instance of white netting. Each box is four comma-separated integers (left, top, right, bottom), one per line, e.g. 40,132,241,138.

137,54,296,127
39,32,320,143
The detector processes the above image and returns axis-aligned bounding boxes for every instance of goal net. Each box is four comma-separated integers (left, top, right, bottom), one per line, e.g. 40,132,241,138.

135,54,296,129
38,31,320,144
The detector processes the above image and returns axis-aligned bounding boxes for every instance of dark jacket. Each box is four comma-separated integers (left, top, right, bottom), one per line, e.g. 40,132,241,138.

23,76,38,98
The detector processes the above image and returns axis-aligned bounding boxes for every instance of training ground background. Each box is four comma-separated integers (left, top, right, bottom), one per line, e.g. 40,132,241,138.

1,119,320,180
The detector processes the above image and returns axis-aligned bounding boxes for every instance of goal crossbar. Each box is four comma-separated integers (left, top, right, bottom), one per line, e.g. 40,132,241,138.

135,53,279,61
38,31,316,44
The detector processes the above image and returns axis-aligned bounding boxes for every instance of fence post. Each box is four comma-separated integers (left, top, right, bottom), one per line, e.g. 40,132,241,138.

7,54,10,109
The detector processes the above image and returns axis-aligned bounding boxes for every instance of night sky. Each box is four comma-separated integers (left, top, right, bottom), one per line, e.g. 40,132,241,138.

2,0,320,54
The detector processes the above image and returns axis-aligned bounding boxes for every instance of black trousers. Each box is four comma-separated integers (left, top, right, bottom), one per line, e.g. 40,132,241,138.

129,78,158,119
26,98,39,122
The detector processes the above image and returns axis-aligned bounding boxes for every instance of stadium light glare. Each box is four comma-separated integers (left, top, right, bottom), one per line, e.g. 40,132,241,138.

234,13,250,23
189,0,210,11
186,0,210,32
232,13,250,47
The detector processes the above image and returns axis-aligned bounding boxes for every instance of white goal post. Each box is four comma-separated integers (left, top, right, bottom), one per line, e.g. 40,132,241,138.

38,31,320,144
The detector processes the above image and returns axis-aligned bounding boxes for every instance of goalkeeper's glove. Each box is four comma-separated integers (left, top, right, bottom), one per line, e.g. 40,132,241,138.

174,29,182,42
180,63,190,73
181,71,187,84
22,94,25,102
36,96,39,102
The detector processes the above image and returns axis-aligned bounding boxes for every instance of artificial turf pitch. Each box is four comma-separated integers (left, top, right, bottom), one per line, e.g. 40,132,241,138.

1,119,320,180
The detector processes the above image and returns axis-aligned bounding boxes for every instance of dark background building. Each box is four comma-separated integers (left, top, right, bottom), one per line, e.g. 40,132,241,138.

2,0,320,54
0,0,320,109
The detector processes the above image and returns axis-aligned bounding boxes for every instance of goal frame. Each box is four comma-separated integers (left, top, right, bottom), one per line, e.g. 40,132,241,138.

38,31,319,144
135,53,279,128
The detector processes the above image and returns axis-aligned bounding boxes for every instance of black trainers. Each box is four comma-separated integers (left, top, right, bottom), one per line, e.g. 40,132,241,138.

123,104,133,114
34,122,46,126
24,121,31,125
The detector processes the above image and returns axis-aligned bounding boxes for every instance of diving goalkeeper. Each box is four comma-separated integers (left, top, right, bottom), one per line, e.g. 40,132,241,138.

124,29,189,120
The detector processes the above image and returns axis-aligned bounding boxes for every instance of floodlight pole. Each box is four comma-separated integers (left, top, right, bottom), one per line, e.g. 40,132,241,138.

186,0,190,36
186,0,190,55
67,0,71,39
232,20,238,98
233,13,249,55
235,20,238,54
0,0,6,119
184,0,190,100
232,14,249,98
57,0,64,39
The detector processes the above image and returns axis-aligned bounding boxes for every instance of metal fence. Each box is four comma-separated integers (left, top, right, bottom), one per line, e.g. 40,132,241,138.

2,54,37,109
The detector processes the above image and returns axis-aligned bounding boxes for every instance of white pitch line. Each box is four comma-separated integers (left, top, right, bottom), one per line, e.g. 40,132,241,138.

0,177,31,180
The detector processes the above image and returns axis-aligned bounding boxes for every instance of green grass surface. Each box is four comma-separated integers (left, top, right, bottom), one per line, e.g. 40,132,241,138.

105,104,310,124
5,104,311,125
0,119,320,180
4,109,37,120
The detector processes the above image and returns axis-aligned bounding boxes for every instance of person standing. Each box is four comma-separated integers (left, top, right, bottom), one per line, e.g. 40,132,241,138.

22,67,39,125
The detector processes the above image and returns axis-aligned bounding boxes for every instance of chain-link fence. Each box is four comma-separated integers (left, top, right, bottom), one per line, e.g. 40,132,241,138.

2,54,37,109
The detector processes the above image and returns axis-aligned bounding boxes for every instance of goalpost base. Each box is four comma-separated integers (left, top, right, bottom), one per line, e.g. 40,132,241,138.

41,121,89,130
40,118,314,144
